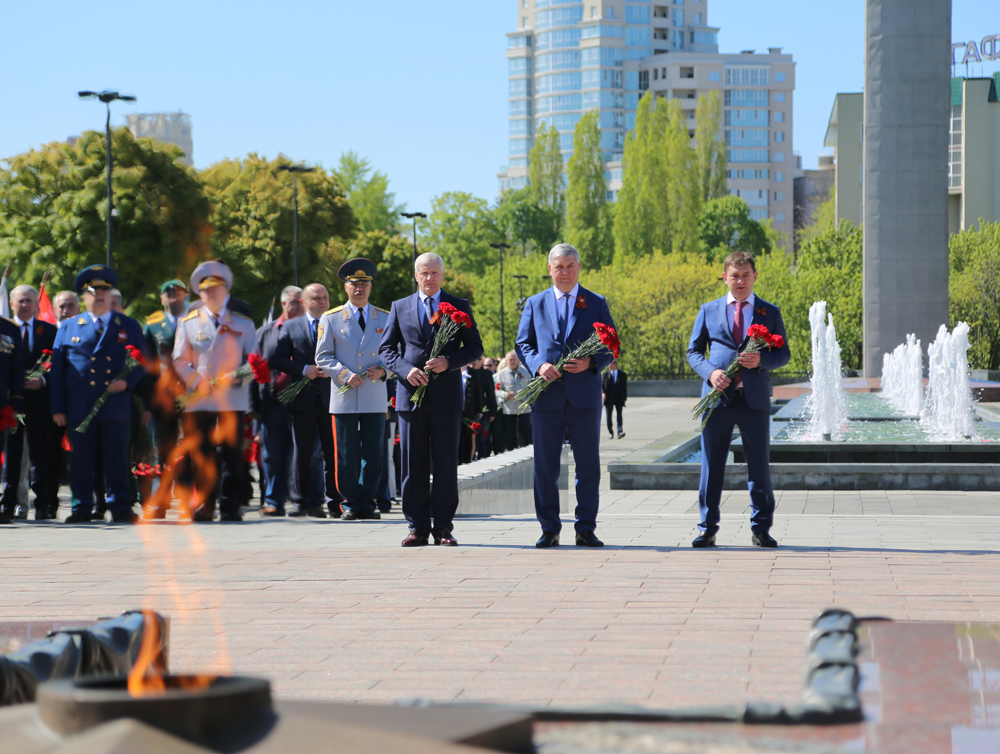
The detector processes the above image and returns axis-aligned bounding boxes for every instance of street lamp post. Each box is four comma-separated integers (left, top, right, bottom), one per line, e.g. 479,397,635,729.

513,274,529,313
489,243,511,354
277,165,317,287
401,212,427,293
78,90,136,269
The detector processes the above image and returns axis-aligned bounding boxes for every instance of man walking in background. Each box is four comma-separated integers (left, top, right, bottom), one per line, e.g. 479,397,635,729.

602,360,628,440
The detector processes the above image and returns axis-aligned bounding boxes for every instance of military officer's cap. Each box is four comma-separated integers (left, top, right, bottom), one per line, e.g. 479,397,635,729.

74,265,118,293
160,278,188,294
338,258,378,283
190,261,233,293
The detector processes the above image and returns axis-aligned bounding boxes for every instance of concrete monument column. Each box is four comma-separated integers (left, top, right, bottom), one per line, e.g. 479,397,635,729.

863,0,951,377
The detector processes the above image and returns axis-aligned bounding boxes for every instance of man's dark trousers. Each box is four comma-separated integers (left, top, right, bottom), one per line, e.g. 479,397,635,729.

333,413,384,517
532,405,601,535
2,413,61,516
697,393,775,536
288,394,337,513
398,406,460,536
605,403,623,435
68,419,131,516
258,403,291,512
177,411,244,516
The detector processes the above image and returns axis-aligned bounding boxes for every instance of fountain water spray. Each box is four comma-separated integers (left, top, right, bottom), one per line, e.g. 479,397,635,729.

807,302,846,440
924,322,976,440
880,334,923,415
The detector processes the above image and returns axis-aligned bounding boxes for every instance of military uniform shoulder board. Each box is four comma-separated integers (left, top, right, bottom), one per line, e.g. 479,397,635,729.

145,311,165,325
324,305,345,316
0,316,14,325
373,306,390,315
181,310,200,322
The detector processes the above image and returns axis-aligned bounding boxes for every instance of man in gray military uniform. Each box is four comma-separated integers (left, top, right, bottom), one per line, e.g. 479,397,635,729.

172,261,258,522
315,258,388,520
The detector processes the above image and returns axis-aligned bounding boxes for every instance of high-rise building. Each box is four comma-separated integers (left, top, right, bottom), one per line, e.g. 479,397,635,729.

499,1,796,241
126,112,193,167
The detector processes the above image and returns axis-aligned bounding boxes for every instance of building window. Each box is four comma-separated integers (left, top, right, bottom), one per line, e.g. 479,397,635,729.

605,6,614,17
671,29,685,49
774,152,785,162
694,12,702,24
725,67,769,86
626,26,651,46
774,92,785,102
725,109,768,127
523,17,528,28
774,72,786,82
773,111,785,122
673,0,683,5
775,211,786,222
626,4,650,24
725,89,768,107
709,71,720,82
592,6,597,17
639,70,649,90
727,148,769,163
653,68,658,80
774,191,785,202
672,8,683,25
773,131,785,142
523,0,528,6
775,171,784,182
725,128,768,147
749,209,769,221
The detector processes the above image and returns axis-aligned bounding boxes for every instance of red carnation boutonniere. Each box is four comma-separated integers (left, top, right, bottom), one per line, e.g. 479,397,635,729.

755,306,767,317
575,295,587,310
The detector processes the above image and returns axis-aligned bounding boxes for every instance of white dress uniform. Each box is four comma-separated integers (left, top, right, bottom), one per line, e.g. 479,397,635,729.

315,304,389,414
172,307,257,412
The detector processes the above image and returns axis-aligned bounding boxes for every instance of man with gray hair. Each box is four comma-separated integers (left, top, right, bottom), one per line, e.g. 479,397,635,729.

516,243,617,548
379,251,483,546
54,291,80,325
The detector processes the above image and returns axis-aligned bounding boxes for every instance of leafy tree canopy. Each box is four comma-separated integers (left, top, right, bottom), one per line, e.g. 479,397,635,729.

422,191,501,278
334,150,405,235
698,195,771,264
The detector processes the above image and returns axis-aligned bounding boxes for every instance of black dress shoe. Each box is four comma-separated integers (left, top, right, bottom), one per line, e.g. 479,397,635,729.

219,511,244,522
111,510,138,524
64,511,94,524
434,534,458,546
0,511,11,524
305,507,327,519
575,531,604,547
377,502,391,513
401,531,429,547
535,532,560,548
692,532,716,548
34,509,56,521
342,511,359,521
192,505,215,522
327,505,342,519
752,531,778,548
367,511,381,520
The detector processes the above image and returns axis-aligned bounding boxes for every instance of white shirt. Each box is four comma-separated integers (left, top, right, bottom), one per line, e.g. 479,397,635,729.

553,284,580,339
14,316,34,352
609,368,617,383
726,292,756,338
88,311,111,334
418,290,441,324
346,302,372,327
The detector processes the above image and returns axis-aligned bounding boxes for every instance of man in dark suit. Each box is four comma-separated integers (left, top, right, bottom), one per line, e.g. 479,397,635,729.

517,243,616,549
474,358,497,459
687,251,791,549
458,365,483,465
50,265,147,524
1,285,59,520
379,252,483,547
601,360,628,440
273,282,338,518
250,286,302,517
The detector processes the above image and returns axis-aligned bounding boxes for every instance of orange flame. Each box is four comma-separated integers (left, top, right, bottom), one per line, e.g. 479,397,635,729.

128,610,216,696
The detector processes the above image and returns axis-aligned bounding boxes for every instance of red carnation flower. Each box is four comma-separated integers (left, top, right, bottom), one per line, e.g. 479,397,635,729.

394,435,400,446
452,311,472,328
42,349,53,357
389,396,396,409
746,324,771,342
769,334,785,349
0,406,17,432
593,322,621,359
41,362,52,371
470,422,482,432
125,345,146,367
437,302,459,317
248,353,271,384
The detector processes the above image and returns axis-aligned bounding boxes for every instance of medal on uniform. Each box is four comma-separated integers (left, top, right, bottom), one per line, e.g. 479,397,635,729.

0,335,12,354
114,316,122,325
196,332,209,341
117,331,128,343
77,317,86,325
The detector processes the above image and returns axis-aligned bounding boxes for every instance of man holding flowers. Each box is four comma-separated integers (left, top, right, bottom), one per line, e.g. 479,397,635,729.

378,252,482,547
50,266,148,523
686,251,790,549
516,243,618,549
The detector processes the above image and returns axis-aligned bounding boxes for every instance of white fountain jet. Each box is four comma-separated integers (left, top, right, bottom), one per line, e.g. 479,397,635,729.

880,334,923,416
924,322,976,441
807,301,846,440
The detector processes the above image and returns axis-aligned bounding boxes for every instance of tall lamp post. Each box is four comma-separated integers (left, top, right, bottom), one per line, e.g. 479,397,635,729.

489,243,511,354
78,90,136,269
513,274,529,313
401,212,427,293
277,164,316,286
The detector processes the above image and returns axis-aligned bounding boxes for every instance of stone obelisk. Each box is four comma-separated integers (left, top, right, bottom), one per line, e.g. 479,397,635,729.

862,0,952,377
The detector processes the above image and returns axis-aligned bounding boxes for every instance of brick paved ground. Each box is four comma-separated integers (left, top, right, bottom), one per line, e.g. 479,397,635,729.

1,397,998,710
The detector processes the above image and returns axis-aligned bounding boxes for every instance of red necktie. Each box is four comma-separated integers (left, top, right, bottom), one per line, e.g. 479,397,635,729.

732,301,745,387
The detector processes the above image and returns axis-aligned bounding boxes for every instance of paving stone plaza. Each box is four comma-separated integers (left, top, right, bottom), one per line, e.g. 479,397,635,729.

2,396,999,711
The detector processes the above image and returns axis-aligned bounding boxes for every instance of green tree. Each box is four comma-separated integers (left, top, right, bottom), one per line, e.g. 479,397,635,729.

201,154,356,319
698,195,771,264
495,187,558,254
472,252,551,359
334,150,404,234
614,92,669,259
422,191,501,277
949,219,1000,369
796,188,836,248
663,98,702,255
565,110,614,268
317,230,416,310
693,90,728,201
0,129,210,319
528,123,565,237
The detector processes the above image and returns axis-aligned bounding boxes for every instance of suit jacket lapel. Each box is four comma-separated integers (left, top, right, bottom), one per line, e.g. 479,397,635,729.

565,287,585,342
718,297,737,346
344,308,364,344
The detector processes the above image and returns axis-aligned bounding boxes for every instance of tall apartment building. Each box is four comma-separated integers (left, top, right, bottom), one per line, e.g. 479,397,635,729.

126,112,193,167
824,75,1000,234
500,0,796,241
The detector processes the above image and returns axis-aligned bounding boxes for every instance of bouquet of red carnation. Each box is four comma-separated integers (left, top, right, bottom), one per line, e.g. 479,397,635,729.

410,302,472,408
78,345,146,433
25,349,53,383
178,353,270,410
691,324,785,429
390,396,396,409
515,322,620,413
464,418,482,432
132,462,168,478
0,405,19,433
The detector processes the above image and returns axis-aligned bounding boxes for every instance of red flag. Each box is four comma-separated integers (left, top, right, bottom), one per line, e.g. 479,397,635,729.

38,284,56,324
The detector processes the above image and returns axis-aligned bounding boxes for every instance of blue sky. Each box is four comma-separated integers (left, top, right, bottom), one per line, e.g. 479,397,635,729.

1,1,995,213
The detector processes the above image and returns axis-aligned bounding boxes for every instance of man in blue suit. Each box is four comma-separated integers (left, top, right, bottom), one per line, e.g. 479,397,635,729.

686,251,791,548
50,265,148,524
516,243,616,548
379,252,483,547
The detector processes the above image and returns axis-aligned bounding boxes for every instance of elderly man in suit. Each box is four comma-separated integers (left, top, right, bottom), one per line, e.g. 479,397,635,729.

316,259,389,520
1,285,59,520
379,252,483,546
172,261,257,522
687,251,791,549
516,243,617,548
50,265,146,524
